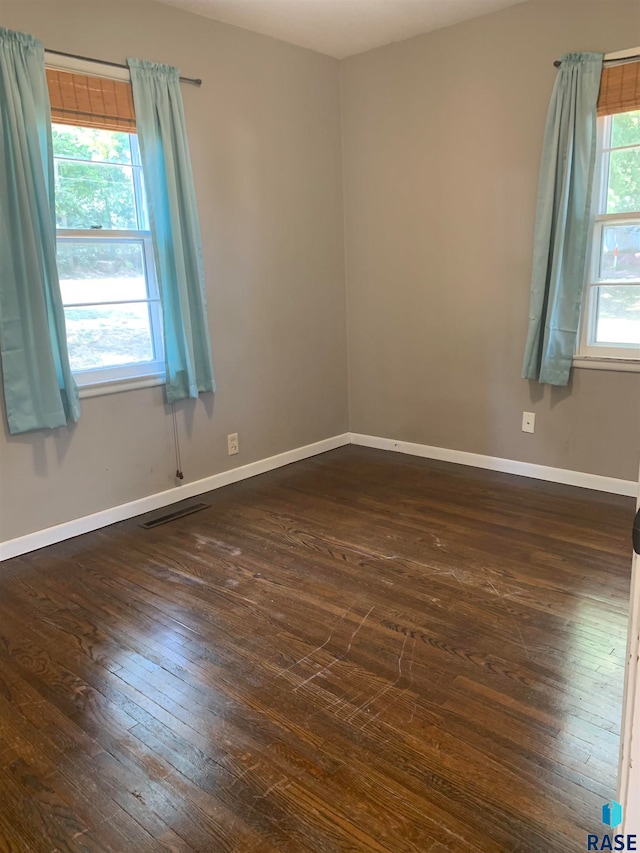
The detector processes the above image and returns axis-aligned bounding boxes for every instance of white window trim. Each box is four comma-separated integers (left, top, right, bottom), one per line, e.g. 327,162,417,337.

47,55,166,394
574,105,640,370
78,374,165,399
573,356,640,374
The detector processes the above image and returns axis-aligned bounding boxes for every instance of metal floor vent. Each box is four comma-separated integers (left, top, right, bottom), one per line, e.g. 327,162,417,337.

140,502,210,529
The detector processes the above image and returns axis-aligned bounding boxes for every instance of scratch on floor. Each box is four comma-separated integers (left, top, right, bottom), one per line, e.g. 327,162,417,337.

273,605,353,680
292,605,375,693
326,690,354,712
407,637,418,722
487,578,532,661
305,688,353,724
350,632,408,727
321,533,403,565
230,761,260,789
193,534,242,556
432,534,448,551
71,830,90,841
262,777,289,799
243,777,290,824
336,691,365,718
382,636,419,725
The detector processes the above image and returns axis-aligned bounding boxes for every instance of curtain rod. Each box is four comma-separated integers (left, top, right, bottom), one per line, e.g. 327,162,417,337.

554,53,640,68
45,48,202,86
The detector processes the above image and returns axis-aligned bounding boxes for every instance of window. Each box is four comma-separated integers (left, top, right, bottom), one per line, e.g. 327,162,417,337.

578,109,640,361
53,123,164,389
46,65,164,391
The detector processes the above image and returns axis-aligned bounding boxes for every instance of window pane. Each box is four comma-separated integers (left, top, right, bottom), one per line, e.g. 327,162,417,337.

611,111,640,150
64,304,156,372
58,241,148,304
55,160,138,230
600,225,640,280
52,124,133,164
595,286,640,345
606,148,640,214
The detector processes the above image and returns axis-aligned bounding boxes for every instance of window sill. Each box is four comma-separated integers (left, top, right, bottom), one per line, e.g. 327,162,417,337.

77,374,165,399
573,356,640,374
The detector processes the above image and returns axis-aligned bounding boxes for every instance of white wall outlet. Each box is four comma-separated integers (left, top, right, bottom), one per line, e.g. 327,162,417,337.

227,433,239,455
522,412,535,434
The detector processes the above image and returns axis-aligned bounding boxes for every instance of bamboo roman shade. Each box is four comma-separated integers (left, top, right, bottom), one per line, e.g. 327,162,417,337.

597,60,640,117
46,68,136,132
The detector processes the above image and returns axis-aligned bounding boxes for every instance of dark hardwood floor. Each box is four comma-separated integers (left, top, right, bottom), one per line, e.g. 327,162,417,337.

0,446,635,852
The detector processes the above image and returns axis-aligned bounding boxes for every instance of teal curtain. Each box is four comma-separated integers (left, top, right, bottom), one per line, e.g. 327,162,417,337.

0,28,80,434
522,52,603,386
127,59,215,403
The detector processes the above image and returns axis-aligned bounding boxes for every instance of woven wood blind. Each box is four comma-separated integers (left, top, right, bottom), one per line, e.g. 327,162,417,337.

46,68,136,132
597,60,640,117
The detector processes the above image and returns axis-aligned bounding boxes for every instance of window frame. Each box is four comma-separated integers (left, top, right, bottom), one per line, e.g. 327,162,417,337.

575,110,640,370
46,53,166,397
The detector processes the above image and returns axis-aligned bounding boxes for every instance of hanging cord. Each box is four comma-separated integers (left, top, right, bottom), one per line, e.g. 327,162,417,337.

172,403,184,480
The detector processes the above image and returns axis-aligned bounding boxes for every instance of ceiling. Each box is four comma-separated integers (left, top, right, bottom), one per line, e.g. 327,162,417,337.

157,0,534,59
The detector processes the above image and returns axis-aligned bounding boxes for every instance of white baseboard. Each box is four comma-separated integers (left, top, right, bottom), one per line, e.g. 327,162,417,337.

350,433,638,498
3,430,635,562
0,433,350,562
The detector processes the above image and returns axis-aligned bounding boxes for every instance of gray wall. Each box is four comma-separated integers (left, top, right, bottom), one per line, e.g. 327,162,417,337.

0,1,348,541
341,0,640,481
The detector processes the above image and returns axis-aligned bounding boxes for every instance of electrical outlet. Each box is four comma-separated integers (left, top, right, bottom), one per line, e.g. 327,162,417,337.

522,412,535,434
227,433,239,455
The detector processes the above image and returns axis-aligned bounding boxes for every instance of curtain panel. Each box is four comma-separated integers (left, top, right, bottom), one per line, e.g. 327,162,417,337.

0,28,80,434
522,52,603,386
127,58,215,403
